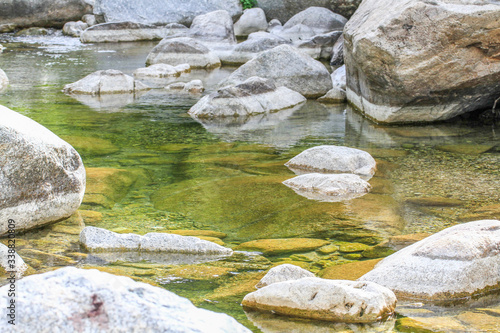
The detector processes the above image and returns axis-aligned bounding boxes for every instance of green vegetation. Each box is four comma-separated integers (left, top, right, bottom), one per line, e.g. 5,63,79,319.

240,0,257,10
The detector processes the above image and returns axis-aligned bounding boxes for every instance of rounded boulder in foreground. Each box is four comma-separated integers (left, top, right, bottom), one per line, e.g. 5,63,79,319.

285,145,376,178
359,220,500,302
242,277,396,323
0,105,85,236
0,267,251,332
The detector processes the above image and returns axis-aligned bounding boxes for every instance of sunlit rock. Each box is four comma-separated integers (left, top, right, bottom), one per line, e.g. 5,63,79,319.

234,8,268,37
0,243,28,279
0,69,8,91
256,264,315,288
0,267,251,332
360,220,500,302
80,22,187,43
283,173,371,202
242,277,396,323
63,69,149,95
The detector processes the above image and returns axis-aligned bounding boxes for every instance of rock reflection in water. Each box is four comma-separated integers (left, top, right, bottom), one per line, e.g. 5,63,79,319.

84,252,230,265
191,101,346,148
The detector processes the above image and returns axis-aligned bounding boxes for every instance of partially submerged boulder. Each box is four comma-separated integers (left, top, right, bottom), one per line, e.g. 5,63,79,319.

344,0,500,123
0,106,86,236
318,87,346,103
63,70,149,95
134,63,190,78
189,77,306,118
80,22,187,43
220,45,332,98
62,20,88,37
0,267,251,332
242,277,396,323
285,145,377,178
360,220,500,302
256,264,315,288
234,8,268,37
283,173,371,202
145,37,221,69
0,69,8,91
80,226,233,255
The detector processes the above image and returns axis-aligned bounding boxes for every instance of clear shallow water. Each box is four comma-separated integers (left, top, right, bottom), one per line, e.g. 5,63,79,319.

0,33,499,332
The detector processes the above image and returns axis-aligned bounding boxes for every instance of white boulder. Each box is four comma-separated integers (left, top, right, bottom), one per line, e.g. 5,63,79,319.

256,264,315,288
63,70,149,95
234,8,268,37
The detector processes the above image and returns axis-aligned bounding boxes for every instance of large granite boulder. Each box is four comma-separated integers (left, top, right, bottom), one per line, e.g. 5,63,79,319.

285,145,377,178
344,0,500,123
283,173,371,202
93,0,242,26
0,69,8,91
80,226,233,255
234,8,268,37
280,7,347,41
0,106,86,236
80,22,188,43
63,70,149,95
0,0,92,28
189,10,236,44
256,0,362,23
360,220,500,302
256,264,315,288
242,277,396,323
0,267,251,332
220,44,332,98
145,37,221,69
189,77,306,118
222,32,290,65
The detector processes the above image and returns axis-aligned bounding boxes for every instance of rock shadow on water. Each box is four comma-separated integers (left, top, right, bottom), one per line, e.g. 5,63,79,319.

190,101,346,149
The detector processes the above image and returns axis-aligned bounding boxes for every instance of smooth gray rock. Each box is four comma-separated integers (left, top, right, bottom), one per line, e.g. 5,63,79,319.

183,80,204,93
331,65,346,90
80,22,188,43
234,8,268,37
189,76,306,118
0,105,85,236
80,226,233,255
344,0,500,123
360,220,500,302
81,14,96,26
242,277,397,323
189,10,236,44
257,0,362,23
14,27,48,36
93,0,242,26
0,0,92,28
134,64,181,78
146,37,221,69
330,34,344,66
62,20,88,37
283,173,371,202
318,87,346,103
220,44,332,98
0,243,28,279
285,145,377,178
296,30,342,59
256,264,315,288
221,32,290,65
0,69,8,91
63,70,149,95
0,267,251,332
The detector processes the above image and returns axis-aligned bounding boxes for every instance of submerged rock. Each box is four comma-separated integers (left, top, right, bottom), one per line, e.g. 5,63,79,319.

283,173,371,202
256,264,315,288
242,277,396,323
92,0,242,26
360,220,500,302
145,37,221,69
0,69,8,91
344,0,500,123
80,226,233,255
234,8,268,37
220,44,332,98
285,145,377,178
0,267,250,332
62,20,88,37
235,238,329,255
188,77,306,118
0,106,85,236
63,70,149,95
80,22,187,43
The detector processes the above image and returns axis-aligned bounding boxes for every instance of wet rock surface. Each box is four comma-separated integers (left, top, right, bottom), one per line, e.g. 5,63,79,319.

63,69,149,95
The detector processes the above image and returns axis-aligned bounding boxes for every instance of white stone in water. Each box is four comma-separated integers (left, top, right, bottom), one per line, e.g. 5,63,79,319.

165,82,186,90
242,277,396,323
0,69,8,91
0,243,28,279
174,63,191,74
183,80,204,93
63,69,149,95
359,219,500,301
285,145,377,178
317,86,346,103
0,105,85,235
283,173,371,202
133,64,180,78
80,226,233,255
0,267,251,332
256,264,315,288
